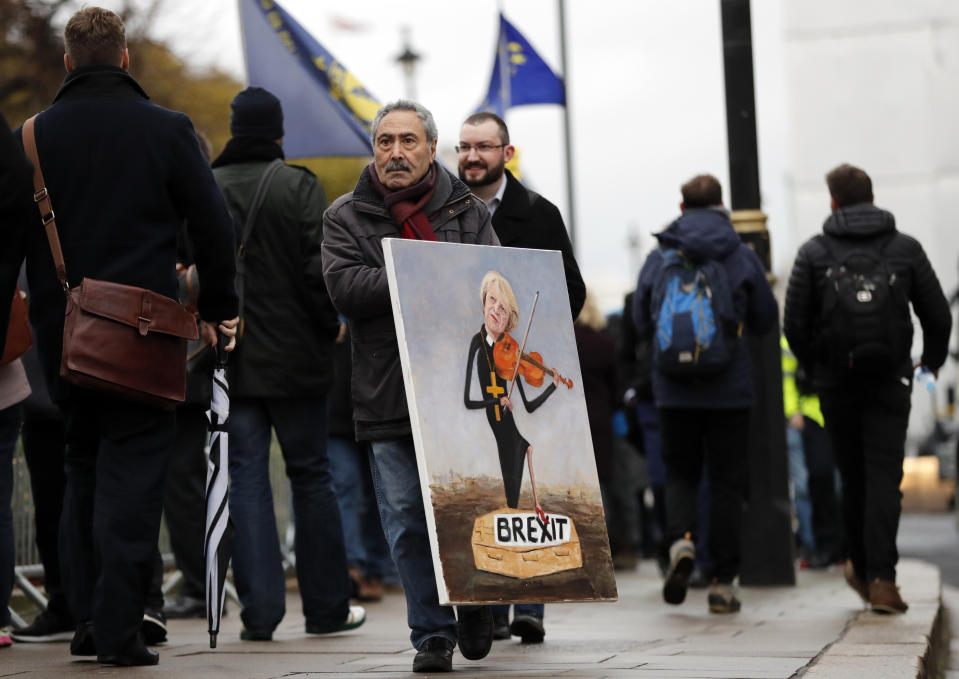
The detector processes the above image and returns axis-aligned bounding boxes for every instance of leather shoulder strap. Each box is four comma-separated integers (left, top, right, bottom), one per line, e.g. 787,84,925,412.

22,115,69,292
235,158,285,335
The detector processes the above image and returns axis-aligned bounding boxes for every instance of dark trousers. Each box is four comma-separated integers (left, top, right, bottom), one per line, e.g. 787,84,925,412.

20,416,72,619
60,389,174,655
162,404,208,599
801,418,844,560
659,407,749,583
228,396,350,631
820,379,910,582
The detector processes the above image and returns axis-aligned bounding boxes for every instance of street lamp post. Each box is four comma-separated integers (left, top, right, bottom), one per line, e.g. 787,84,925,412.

394,26,421,101
720,0,795,586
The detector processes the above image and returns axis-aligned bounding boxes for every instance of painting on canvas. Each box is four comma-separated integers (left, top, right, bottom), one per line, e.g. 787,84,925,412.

384,238,616,605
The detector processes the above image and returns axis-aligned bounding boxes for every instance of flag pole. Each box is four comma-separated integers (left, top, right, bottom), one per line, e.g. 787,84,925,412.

556,0,576,255
497,4,510,113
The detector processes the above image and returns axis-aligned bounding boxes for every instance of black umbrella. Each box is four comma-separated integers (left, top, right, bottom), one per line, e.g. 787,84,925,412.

204,334,233,649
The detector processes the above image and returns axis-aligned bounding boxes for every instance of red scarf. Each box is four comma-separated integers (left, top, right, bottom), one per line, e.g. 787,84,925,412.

368,163,438,241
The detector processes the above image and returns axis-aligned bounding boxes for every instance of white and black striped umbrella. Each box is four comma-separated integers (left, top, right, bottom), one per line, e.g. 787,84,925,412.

204,342,233,649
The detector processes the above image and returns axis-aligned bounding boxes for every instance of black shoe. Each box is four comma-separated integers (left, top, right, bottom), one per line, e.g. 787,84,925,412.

98,637,159,666
12,608,75,642
142,608,167,645
413,636,453,673
455,605,492,661
163,594,206,619
510,614,545,644
492,614,511,640
70,621,96,656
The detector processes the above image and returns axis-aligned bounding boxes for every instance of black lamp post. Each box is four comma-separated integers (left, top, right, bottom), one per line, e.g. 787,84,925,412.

720,0,795,586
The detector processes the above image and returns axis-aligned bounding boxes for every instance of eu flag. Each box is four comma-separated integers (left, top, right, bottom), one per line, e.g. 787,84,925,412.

239,0,379,158
477,13,566,116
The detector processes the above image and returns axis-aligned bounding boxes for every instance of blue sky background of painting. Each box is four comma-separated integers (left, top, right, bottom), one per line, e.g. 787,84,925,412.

385,239,600,490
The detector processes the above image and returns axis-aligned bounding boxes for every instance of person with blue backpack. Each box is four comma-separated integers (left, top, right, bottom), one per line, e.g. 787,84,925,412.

631,174,777,614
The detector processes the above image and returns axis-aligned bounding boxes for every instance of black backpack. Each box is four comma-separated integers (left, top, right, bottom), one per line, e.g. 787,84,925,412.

817,234,911,375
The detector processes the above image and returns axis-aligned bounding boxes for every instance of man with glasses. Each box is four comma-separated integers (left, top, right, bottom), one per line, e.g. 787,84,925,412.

458,112,585,325
456,112,585,644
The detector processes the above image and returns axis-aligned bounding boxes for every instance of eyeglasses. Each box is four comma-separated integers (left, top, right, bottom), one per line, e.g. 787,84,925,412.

455,143,505,155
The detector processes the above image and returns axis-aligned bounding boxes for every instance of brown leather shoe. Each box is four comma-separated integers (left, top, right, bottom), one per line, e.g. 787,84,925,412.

356,576,384,602
868,579,908,614
843,561,869,603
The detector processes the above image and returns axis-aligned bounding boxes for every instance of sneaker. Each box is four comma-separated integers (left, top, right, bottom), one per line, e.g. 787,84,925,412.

413,636,453,673
662,534,695,605
492,613,511,640
0,626,11,648
707,581,741,614
843,560,870,604
306,605,366,634
869,579,908,614
11,609,75,642
510,613,545,643
240,628,273,641
163,594,206,619
142,608,167,645
455,605,492,660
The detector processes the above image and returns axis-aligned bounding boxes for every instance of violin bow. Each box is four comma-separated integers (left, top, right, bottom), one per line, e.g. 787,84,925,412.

507,291,540,401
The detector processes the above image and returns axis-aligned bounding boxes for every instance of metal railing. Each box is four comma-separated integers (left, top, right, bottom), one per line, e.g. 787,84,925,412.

11,433,293,622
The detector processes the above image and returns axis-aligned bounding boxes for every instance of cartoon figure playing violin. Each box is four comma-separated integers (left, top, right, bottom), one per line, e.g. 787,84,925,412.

464,271,573,522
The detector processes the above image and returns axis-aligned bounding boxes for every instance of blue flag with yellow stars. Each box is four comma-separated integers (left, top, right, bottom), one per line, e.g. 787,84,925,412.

239,0,379,158
476,13,566,115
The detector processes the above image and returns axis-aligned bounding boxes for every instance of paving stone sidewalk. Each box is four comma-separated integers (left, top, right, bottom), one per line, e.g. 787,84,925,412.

1,557,941,678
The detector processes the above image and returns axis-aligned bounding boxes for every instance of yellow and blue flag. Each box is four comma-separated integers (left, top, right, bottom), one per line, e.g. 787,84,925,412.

239,0,379,158
476,13,566,115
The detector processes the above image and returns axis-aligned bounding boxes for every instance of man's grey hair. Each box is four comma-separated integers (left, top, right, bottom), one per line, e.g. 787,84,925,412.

371,100,438,146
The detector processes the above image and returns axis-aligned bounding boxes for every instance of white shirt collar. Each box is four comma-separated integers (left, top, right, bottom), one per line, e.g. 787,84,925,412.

486,175,508,217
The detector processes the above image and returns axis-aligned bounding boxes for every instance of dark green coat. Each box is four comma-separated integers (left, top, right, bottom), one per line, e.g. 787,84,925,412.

214,156,339,398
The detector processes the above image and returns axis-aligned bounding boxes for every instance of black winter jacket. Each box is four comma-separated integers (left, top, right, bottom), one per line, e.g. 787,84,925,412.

0,67,238,398
321,164,499,441
492,170,585,319
213,141,339,398
784,202,951,387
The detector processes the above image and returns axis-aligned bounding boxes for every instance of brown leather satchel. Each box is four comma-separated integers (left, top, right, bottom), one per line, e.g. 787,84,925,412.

0,287,32,365
22,115,198,409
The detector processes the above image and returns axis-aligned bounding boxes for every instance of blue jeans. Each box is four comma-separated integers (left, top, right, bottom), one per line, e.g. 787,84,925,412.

228,397,350,632
328,436,396,581
787,425,815,550
368,437,456,649
0,404,21,628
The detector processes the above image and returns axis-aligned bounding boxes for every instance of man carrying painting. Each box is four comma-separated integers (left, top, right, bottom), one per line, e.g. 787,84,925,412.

321,100,499,674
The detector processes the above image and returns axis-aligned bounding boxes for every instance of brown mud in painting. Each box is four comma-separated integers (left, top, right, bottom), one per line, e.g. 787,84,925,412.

430,477,618,604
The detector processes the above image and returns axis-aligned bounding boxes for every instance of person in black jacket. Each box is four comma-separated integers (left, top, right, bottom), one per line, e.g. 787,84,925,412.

458,112,585,321
784,164,951,615
457,111,585,643
212,87,363,641
0,8,238,666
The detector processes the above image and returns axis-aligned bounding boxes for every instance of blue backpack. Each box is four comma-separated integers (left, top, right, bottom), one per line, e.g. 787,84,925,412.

650,248,741,379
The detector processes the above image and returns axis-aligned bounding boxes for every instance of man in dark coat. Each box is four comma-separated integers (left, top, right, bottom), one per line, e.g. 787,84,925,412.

211,86,363,640
456,111,585,642
632,174,777,615
458,112,585,321
0,8,238,666
322,100,499,674
784,163,951,614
